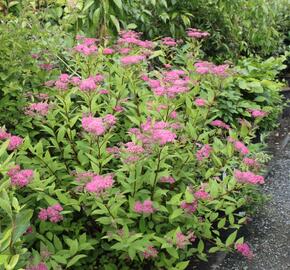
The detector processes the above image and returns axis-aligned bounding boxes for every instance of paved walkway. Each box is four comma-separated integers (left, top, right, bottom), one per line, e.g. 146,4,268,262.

216,119,290,270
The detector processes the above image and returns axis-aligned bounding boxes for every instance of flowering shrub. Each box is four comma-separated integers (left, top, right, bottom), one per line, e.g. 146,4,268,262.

0,30,283,269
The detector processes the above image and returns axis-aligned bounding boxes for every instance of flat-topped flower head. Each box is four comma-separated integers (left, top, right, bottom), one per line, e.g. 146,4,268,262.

85,174,114,193
133,199,155,214
25,102,50,116
210,120,230,130
187,28,209,39
120,55,146,65
234,170,264,184
8,166,33,187
8,136,23,151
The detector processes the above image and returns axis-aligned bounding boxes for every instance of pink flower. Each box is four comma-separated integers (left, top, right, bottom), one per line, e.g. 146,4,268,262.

235,243,253,259
146,70,190,98
194,188,210,200
233,141,250,155
103,114,117,126
195,98,206,107
249,109,267,118
210,120,230,130
38,209,48,221
243,157,259,168
120,55,146,65
194,61,228,76
85,174,114,193
25,102,50,116
70,76,81,85
103,48,115,55
55,80,68,90
133,200,155,214
196,144,212,161
142,200,155,214
181,200,198,214
99,89,109,94
80,77,96,91
8,136,23,151
0,129,10,140
123,142,144,153
143,246,158,259
38,204,63,223
9,169,33,187
187,28,209,39
160,176,175,184
161,37,177,46
26,262,48,270
119,47,131,54
130,118,176,146
133,201,143,213
176,232,188,249
234,170,264,184
169,111,177,119
82,116,106,136
59,73,70,82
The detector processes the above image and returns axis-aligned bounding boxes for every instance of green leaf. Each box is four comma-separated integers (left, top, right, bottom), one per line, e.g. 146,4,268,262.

176,261,189,270
13,209,33,243
197,239,204,253
113,0,123,10
225,230,237,247
0,197,12,218
166,247,179,258
110,15,120,32
217,218,226,229
66,254,87,268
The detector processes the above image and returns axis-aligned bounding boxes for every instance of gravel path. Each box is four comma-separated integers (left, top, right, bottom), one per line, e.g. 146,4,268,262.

216,120,290,270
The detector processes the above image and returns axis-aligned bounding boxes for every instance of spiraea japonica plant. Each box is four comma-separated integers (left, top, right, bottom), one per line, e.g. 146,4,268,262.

0,29,282,270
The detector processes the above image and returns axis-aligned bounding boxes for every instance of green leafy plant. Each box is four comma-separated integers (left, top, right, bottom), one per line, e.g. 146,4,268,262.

0,30,282,269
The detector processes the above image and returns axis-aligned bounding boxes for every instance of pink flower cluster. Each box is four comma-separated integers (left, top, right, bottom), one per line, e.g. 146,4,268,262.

195,98,207,107
187,28,209,39
8,165,33,187
194,186,210,200
134,200,155,214
194,61,229,76
54,73,104,91
181,200,198,214
143,246,158,259
74,37,98,56
161,37,177,46
228,138,250,155
25,102,50,116
38,204,63,223
82,114,116,136
234,170,265,184
243,157,259,168
249,109,267,118
120,55,146,65
0,128,23,151
235,243,253,259
117,30,154,49
146,69,190,98
123,142,145,163
210,120,230,130
160,176,175,184
26,262,48,270
176,232,189,249
129,118,177,146
85,174,114,193
103,48,115,55
196,144,212,161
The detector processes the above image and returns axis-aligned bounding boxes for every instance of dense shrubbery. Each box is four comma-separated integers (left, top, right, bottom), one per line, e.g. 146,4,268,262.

0,29,286,269
5,0,289,60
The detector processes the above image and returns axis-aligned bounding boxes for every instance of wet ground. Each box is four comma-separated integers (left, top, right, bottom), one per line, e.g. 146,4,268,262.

215,92,290,270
